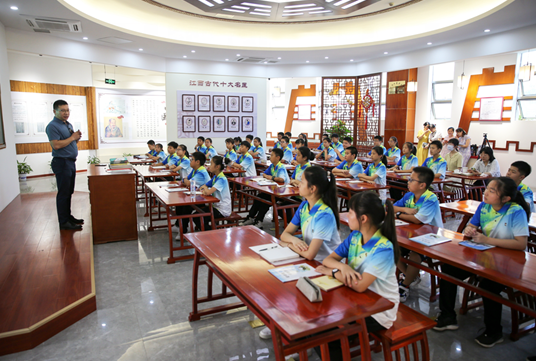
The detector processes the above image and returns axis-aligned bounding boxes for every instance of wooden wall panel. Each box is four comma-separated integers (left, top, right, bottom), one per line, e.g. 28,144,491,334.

284,85,316,133
10,81,98,154
384,69,417,147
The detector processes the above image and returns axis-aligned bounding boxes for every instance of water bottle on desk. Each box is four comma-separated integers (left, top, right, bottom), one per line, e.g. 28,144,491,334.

190,179,196,198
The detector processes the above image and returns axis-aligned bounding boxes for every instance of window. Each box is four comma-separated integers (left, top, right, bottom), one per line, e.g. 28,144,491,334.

517,51,536,120
430,62,454,121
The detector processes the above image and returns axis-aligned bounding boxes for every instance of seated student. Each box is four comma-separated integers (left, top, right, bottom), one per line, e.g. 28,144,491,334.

153,143,166,163
239,148,289,227
469,147,501,178
204,138,218,159
224,138,237,162
386,136,401,164
393,167,443,302
298,133,308,148
393,142,418,173
172,152,211,235
233,136,242,152
316,133,330,150
280,136,293,164
422,140,447,179
333,136,352,164
318,138,338,162
332,146,364,179
358,146,388,199
506,161,535,212
330,133,344,152
444,138,463,171
315,191,400,360
196,156,232,231
145,140,156,158
258,166,342,345
289,147,312,187
249,137,265,159
290,138,305,164
195,136,207,153
153,141,179,168
434,177,530,348
273,132,284,149
367,135,386,156
230,141,256,177
169,144,191,179
245,134,254,148
285,131,294,150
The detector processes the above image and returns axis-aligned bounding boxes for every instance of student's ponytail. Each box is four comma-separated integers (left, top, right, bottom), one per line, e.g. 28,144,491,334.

254,137,263,147
303,166,340,229
493,176,530,220
212,156,225,174
372,145,387,166
349,192,400,263
514,191,531,220
179,144,189,158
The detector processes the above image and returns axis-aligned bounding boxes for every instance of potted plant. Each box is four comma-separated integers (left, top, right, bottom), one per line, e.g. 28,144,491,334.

325,119,352,139
87,155,101,165
17,157,33,181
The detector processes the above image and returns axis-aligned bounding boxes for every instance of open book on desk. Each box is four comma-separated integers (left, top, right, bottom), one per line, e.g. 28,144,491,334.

151,165,166,169
250,244,302,265
409,233,451,246
269,263,320,283
459,240,495,251
257,180,278,186
165,187,188,193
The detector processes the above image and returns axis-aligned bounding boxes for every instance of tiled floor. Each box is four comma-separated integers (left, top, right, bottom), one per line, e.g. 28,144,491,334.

2,175,536,360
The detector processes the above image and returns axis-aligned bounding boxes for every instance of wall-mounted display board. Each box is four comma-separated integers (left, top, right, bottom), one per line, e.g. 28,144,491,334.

479,97,504,121
177,90,257,138
96,89,166,145
11,92,88,144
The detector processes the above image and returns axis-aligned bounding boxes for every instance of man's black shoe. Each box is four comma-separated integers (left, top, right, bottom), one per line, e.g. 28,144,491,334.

60,221,82,230
69,215,84,224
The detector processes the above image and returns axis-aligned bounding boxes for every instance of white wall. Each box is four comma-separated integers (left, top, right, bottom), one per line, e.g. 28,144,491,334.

0,22,20,211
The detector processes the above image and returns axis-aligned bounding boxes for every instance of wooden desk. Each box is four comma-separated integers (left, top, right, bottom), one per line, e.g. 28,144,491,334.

229,177,301,238
358,157,396,167
336,180,390,212
87,165,138,244
255,160,296,172
311,160,338,170
127,155,155,165
386,172,448,203
443,171,490,200
396,223,536,321
186,226,394,361
145,181,219,264
133,165,179,216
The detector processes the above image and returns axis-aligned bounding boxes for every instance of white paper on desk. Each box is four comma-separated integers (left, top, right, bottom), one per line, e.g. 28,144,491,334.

152,166,166,169
251,177,265,182
185,191,203,195
257,181,278,186
159,184,177,188
249,243,281,254
106,169,132,173
165,188,188,193
335,178,352,181
347,180,365,184
395,220,409,226
269,263,321,283
137,155,148,159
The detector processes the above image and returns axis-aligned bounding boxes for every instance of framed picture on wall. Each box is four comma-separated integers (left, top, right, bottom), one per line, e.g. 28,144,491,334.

228,116,240,132
213,95,225,112
242,96,254,113
0,87,5,150
199,116,211,132
213,116,225,132
479,97,504,121
198,95,211,112
183,115,196,132
242,116,254,132
182,94,195,111
228,96,239,112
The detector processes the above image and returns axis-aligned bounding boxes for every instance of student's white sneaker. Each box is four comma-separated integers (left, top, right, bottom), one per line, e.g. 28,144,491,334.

175,233,182,241
171,225,180,233
259,326,272,339
240,218,257,226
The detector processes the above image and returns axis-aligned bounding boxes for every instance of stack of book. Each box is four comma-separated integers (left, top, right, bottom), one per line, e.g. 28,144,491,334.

108,157,132,171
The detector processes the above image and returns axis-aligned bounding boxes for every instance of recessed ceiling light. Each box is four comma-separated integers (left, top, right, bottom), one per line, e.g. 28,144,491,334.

427,42,432,45
10,6,18,10
225,58,229,61
236,53,240,56
350,59,354,62
484,29,490,32
183,55,187,58
306,60,309,63
139,48,143,51
264,61,267,64
277,57,281,60
83,37,88,40
384,52,388,55
191,50,195,53
325,56,329,59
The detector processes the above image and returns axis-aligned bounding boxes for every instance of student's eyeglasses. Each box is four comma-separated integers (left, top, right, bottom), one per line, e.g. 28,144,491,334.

408,178,424,183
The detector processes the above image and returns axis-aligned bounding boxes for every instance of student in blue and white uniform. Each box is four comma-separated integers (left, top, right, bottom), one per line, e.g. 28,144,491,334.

316,133,329,151
280,136,293,164
250,137,265,160
273,132,284,149
154,141,180,168
246,134,254,149
196,156,232,231
367,135,386,156
145,140,156,158
291,138,305,163
358,146,388,199
289,147,311,186
169,144,191,179
319,138,338,162
172,152,211,235
506,161,535,212
224,138,237,162
393,167,443,302
195,136,207,154
258,165,342,346
315,191,400,360
434,177,530,348
231,141,256,177
330,133,344,153
393,142,418,173
153,143,166,163
204,138,218,159
239,148,289,227
422,140,447,179
333,146,364,179
333,136,352,164
386,136,401,164
234,136,242,152
285,131,294,151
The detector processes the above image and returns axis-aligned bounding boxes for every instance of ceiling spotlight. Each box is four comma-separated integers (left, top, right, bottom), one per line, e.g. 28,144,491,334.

384,52,388,55
236,54,240,56
306,60,309,63
191,50,195,53
427,42,432,45
350,59,354,62
325,56,329,59
10,6,18,10
183,55,187,58
139,48,143,51
484,29,490,32
277,57,281,60
83,37,88,40
225,59,229,61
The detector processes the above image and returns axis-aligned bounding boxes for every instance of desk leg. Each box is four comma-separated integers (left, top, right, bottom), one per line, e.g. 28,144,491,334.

461,179,469,200
457,214,471,233
148,190,154,231
357,319,371,361
189,250,201,321
143,177,149,217
271,326,286,361
272,195,280,238
166,206,176,264
209,203,216,230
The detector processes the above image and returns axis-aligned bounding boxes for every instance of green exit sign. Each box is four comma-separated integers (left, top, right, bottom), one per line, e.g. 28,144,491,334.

105,78,116,85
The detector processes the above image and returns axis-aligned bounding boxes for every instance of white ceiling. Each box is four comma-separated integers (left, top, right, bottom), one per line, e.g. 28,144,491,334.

0,0,535,65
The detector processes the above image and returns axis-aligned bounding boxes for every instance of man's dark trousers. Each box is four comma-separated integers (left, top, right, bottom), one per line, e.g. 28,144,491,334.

51,157,76,225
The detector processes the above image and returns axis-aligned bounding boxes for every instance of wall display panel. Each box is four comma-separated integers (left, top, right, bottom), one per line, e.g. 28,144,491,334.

176,90,257,138
96,90,166,144
11,92,88,144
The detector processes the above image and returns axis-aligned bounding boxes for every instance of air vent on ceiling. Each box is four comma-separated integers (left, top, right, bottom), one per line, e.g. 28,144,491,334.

237,57,266,63
23,15,82,33
97,37,133,44
33,28,51,34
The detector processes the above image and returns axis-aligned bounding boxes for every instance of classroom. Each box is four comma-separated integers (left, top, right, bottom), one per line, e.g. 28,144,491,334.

0,1,536,360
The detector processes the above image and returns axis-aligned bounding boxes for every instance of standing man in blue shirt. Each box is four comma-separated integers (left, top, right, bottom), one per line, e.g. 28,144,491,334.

46,100,83,230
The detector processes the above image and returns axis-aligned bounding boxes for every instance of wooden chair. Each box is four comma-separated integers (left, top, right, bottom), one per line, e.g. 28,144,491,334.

349,304,436,361
214,212,242,229
425,258,442,302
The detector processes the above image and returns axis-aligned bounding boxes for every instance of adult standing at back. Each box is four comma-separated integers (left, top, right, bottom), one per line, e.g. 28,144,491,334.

416,122,431,165
456,127,472,167
46,100,83,230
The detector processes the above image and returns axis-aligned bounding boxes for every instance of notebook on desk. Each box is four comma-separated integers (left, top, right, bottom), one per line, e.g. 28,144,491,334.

311,275,343,291
409,233,451,246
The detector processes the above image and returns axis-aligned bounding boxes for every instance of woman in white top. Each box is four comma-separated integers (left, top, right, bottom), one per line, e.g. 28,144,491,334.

456,127,472,167
470,147,501,177
428,124,443,144
440,127,456,158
